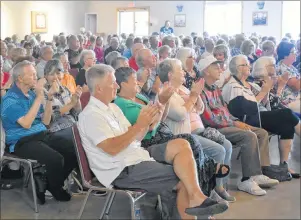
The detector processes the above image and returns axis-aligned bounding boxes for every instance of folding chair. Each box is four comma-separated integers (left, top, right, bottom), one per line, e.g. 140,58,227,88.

80,92,90,110
72,125,154,219
0,153,39,213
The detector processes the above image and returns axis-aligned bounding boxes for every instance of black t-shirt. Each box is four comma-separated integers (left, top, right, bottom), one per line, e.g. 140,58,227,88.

76,69,86,86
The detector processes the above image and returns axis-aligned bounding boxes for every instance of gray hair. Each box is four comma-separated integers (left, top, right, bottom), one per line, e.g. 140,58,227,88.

12,60,34,82
252,56,275,78
240,39,255,56
182,36,193,47
86,64,115,93
111,56,128,70
105,51,121,66
176,47,195,70
162,36,174,46
114,67,135,88
205,39,215,53
229,54,247,76
261,40,275,54
157,58,182,83
44,59,64,76
158,45,171,58
40,46,53,57
213,44,230,61
79,49,95,67
110,37,119,44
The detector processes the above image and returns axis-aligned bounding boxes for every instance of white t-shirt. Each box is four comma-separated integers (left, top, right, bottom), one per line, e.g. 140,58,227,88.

77,96,153,188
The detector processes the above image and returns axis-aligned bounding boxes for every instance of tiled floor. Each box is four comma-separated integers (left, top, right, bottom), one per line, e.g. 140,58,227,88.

1,136,300,219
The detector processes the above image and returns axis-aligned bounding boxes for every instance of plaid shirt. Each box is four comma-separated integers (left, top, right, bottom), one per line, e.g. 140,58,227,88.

44,84,78,132
200,84,237,128
230,47,241,57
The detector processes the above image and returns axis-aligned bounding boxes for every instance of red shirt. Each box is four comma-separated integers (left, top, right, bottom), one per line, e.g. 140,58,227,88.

1,72,10,86
129,56,139,71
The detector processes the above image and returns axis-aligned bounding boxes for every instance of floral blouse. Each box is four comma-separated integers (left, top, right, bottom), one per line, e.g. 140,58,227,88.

276,61,300,106
183,65,201,90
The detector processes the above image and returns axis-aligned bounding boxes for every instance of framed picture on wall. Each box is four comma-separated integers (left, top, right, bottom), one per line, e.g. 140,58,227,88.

252,11,268,26
31,11,48,33
174,14,186,27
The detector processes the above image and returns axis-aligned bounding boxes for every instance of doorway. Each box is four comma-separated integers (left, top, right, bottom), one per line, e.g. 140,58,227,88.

118,8,149,37
85,14,97,34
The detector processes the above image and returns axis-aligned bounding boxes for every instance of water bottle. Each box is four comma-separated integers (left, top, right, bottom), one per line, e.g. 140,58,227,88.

134,204,141,220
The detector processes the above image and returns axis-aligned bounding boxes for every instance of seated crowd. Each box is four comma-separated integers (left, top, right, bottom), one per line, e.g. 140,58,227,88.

0,28,300,219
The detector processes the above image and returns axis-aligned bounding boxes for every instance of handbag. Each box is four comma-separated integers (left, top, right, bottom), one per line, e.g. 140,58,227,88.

202,127,225,145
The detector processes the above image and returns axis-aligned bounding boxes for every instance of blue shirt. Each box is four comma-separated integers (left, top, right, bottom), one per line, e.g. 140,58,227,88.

160,26,174,35
230,47,242,57
123,48,132,59
1,84,47,152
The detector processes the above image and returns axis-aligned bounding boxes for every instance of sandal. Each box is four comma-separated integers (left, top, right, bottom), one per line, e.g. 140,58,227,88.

0,182,14,190
215,164,230,178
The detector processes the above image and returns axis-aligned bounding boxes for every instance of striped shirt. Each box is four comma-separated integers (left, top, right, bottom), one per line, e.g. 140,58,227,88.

1,83,46,152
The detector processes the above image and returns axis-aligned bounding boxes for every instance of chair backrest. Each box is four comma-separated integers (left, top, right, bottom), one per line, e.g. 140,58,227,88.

69,68,79,79
71,124,93,187
80,92,91,110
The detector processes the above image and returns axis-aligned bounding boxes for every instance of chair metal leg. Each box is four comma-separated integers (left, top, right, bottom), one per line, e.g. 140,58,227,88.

78,188,93,219
24,165,31,188
103,191,116,219
28,162,38,213
128,193,136,220
157,195,163,220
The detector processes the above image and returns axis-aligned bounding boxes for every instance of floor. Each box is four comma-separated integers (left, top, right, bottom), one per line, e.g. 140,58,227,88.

1,136,300,219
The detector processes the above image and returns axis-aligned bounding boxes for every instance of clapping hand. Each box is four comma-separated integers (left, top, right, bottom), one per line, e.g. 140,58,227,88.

190,78,205,96
158,82,175,105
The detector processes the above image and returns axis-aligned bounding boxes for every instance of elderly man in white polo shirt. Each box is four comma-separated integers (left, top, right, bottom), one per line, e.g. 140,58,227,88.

78,64,228,219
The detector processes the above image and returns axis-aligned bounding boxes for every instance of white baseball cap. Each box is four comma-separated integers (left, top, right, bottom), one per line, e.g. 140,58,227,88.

198,55,223,73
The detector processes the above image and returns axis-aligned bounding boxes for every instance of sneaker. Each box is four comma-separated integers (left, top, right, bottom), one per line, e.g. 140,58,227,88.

237,179,266,196
215,189,236,203
251,175,279,188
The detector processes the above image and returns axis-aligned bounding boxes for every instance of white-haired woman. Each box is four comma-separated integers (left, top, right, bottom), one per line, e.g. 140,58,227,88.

223,55,300,179
213,44,231,88
75,50,96,87
176,47,200,90
158,58,235,202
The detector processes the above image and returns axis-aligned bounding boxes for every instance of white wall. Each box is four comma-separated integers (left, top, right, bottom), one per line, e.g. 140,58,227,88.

87,1,204,36
242,1,283,40
1,1,295,42
1,1,87,41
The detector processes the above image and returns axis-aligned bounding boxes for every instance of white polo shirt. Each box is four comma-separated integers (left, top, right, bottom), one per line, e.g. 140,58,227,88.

78,96,153,188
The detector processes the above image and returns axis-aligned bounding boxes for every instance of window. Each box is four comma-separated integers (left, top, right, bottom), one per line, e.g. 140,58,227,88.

282,1,300,39
204,1,242,36
118,8,149,37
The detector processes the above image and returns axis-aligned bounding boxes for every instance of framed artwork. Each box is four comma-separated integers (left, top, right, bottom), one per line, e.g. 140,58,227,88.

174,14,186,27
252,11,268,26
31,11,48,33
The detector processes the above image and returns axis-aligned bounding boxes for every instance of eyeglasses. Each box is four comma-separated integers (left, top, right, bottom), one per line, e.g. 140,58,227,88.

237,63,250,67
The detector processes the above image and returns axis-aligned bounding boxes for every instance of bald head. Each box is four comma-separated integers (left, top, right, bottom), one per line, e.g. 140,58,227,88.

136,48,155,68
131,43,145,58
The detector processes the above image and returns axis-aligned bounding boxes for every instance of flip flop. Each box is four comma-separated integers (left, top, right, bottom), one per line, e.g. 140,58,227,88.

1,182,14,190
215,164,230,178
185,198,229,216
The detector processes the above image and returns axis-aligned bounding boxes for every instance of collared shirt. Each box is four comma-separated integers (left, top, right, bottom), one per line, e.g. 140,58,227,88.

150,47,158,57
230,47,242,57
129,57,139,71
36,59,47,79
1,84,46,152
200,84,237,128
78,96,153,188
276,61,300,106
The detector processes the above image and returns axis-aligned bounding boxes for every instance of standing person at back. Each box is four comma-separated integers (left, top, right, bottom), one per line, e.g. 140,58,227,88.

160,20,174,35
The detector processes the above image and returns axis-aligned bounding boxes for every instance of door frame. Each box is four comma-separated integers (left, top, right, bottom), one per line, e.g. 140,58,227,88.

117,7,150,36
85,13,98,34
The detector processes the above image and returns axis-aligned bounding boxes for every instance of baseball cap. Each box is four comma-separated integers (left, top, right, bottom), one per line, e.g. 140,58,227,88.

198,55,223,73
